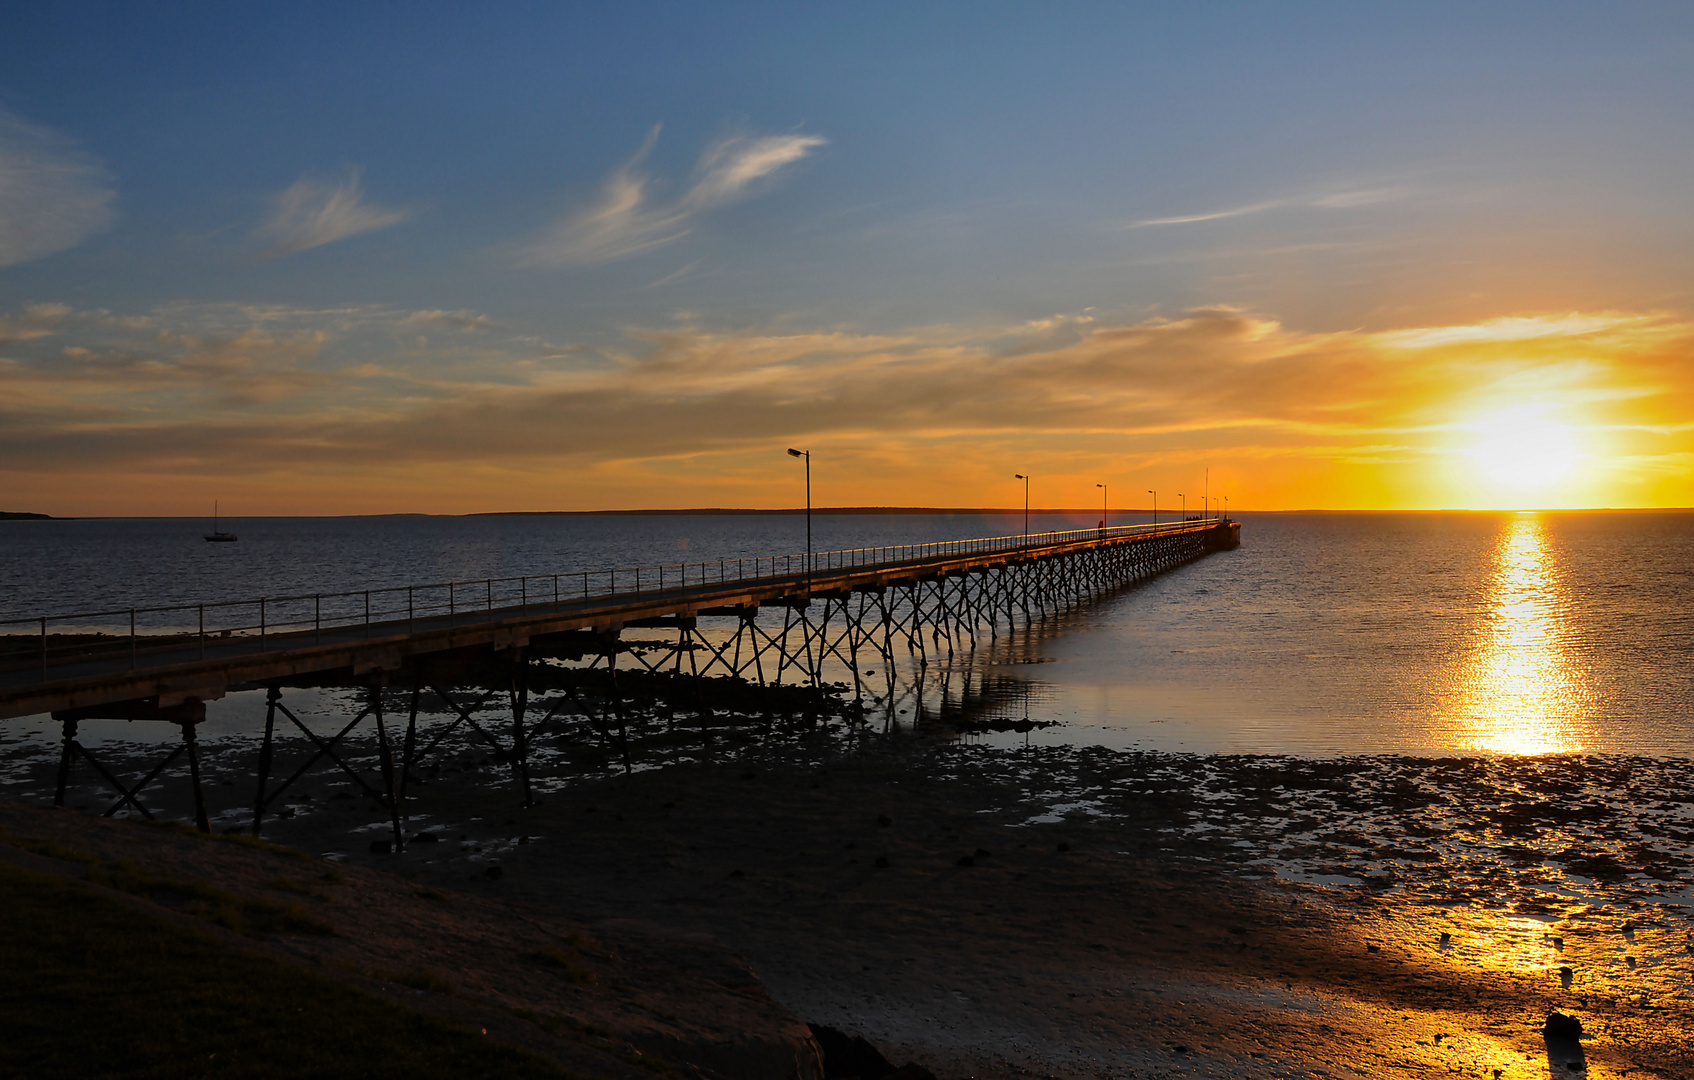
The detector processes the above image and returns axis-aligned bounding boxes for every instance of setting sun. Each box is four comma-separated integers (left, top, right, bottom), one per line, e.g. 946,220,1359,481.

1466,405,1582,492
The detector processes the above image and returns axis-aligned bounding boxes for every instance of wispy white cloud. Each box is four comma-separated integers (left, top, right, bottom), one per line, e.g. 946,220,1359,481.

400,309,497,333
1381,313,1640,349
0,111,116,268
253,167,408,257
1131,200,1287,227
1307,186,1411,209
513,126,826,268
1129,186,1412,228
643,258,706,290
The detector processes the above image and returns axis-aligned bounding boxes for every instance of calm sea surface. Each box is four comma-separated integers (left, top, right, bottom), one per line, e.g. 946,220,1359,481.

3,510,1691,756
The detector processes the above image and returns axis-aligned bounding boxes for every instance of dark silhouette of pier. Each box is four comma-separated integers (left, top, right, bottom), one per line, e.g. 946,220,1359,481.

2,518,1239,843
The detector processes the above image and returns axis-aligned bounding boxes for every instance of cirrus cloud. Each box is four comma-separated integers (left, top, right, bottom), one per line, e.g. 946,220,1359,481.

0,110,116,268
513,125,826,268
253,167,408,258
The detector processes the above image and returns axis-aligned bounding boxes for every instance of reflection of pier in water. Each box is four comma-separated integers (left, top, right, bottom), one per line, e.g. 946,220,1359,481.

2,519,1238,844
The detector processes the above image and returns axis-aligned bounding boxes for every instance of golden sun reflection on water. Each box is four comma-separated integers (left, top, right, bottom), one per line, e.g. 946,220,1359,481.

1451,513,1588,755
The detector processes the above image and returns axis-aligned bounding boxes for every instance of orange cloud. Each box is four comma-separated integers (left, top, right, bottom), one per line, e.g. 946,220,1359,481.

1,303,1690,515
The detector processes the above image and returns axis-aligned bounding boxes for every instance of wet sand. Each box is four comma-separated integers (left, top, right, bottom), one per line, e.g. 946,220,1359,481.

8,718,1693,1078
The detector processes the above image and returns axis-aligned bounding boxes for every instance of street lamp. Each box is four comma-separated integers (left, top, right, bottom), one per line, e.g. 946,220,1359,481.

1224,495,1229,521
1178,493,1185,522
1096,483,1107,531
1147,490,1156,528
787,448,811,579
1013,474,1030,540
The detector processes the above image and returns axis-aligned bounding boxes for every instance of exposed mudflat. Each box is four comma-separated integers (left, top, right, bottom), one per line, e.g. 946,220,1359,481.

8,710,1690,1080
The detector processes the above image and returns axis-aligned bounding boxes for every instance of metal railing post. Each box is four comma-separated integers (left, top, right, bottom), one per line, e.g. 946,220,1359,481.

129,609,137,669
199,604,205,660
259,599,266,651
364,591,370,637
408,586,414,633
40,617,47,678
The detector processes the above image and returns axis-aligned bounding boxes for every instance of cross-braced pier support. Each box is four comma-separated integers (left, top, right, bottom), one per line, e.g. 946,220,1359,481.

50,698,212,832
32,520,1240,838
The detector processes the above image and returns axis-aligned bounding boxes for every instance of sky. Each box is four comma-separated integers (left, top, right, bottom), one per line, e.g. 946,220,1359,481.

2,1,1692,515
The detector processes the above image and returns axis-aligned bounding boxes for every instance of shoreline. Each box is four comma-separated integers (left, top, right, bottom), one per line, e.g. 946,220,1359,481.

4,722,1691,1078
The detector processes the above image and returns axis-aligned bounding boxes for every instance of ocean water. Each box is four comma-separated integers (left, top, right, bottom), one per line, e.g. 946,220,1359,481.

985,510,1694,756
3,510,1691,757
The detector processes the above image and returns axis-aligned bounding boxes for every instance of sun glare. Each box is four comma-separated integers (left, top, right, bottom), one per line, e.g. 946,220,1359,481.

1468,405,1580,491
1449,514,1588,754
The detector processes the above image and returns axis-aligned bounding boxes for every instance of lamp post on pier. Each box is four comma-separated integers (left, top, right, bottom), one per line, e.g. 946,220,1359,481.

1179,493,1185,522
787,448,811,581
1148,490,1156,528
1014,473,1030,541
1096,483,1107,532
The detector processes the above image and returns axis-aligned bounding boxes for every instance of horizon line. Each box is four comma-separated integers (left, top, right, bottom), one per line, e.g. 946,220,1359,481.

7,505,1693,520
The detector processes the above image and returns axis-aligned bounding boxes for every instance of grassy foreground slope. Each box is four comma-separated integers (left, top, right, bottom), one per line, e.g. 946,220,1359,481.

0,862,576,1080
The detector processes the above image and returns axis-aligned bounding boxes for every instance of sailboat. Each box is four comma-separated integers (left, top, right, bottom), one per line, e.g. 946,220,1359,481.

204,501,238,543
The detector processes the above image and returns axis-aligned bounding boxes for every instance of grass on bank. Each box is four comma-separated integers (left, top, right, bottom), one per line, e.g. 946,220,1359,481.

0,862,580,1080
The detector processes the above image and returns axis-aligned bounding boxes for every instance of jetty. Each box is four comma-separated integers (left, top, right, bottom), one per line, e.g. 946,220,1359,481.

1,518,1239,843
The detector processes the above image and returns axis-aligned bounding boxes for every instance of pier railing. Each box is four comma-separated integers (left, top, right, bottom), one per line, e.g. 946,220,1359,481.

0,518,1224,681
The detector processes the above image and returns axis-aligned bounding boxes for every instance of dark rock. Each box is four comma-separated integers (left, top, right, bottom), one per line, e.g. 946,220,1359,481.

730,868,745,878
483,864,504,880
1056,842,1070,852
955,855,975,868
808,1024,893,1080
974,848,991,858
1559,965,1574,988
741,771,757,781
411,831,440,843
1543,1012,1584,1040
876,814,893,827
1366,944,1381,953
368,839,392,854
874,856,889,869
518,835,530,845
884,1064,936,1080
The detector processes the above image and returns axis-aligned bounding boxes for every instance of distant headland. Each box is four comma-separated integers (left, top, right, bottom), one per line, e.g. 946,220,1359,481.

0,512,52,520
